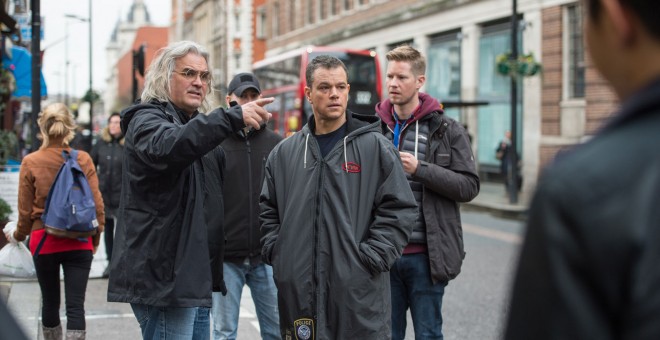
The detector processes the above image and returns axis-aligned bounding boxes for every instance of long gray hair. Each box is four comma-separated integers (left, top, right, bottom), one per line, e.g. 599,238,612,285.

140,41,213,112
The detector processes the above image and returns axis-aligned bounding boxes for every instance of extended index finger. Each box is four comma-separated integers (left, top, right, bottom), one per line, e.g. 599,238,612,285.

254,97,275,107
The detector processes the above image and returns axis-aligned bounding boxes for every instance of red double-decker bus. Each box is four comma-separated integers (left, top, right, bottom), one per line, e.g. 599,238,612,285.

253,46,382,137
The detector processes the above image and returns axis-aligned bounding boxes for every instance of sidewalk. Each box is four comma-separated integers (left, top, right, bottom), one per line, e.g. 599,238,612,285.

464,181,528,220
0,181,527,339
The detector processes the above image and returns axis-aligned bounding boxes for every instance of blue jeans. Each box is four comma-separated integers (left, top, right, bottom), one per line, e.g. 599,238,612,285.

131,304,210,340
390,253,448,340
211,260,280,340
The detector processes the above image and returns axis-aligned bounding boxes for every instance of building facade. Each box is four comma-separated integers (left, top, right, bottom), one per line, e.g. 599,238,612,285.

104,0,153,112
252,0,616,202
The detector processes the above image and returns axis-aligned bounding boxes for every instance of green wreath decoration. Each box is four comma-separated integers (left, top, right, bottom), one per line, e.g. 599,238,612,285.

496,52,542,77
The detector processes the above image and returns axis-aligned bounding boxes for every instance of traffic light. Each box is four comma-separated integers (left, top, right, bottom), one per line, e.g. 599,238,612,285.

132,44,145,102
134,44,145,77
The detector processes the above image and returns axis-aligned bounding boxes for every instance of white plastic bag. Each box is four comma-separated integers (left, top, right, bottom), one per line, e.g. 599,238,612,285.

0,242,36,278
0,221,36,278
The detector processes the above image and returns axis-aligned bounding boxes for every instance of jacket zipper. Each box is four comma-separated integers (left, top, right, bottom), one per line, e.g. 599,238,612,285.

245,137,253,258
312,139,323,326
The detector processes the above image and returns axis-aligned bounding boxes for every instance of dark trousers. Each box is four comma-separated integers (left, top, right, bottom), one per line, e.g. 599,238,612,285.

34,250,93,330
104,216,115,261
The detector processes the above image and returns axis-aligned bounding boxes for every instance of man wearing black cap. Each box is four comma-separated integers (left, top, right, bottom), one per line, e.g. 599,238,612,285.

210,73,282,340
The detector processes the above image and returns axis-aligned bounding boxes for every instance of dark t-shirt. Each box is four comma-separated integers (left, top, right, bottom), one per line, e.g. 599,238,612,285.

314,123,347,158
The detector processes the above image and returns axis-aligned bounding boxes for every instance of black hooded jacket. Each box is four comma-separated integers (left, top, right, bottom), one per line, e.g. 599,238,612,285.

107,100,244,307
260,111,417,339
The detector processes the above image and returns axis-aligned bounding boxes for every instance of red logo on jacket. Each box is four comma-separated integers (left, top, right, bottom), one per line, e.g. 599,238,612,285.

342,162,361,173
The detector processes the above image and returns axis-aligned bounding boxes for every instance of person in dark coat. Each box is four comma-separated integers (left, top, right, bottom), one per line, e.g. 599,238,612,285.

260,55,417,339
375,45,479,340
106,40,272,339
90,112,123,278
505,0,660,339
210,73,282,339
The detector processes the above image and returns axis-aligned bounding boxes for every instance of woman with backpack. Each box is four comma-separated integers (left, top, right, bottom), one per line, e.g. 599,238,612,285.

4,103,105,340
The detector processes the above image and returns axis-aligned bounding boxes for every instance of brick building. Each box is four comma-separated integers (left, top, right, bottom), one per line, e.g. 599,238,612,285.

247,0,617,202
115,27,169,111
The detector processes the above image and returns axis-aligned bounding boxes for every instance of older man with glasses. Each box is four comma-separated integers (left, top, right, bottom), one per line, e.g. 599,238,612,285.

107,41,272,340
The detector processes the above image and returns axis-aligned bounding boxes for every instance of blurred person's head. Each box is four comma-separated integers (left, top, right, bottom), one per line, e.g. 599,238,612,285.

385,45,426,112
140,41,213,115
38,103,77,150
304,55,350,133
226,73,261,106
108,112,121,137
584,0,660,100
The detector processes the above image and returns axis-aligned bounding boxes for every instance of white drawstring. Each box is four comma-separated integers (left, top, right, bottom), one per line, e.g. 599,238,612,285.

414,121,419,159
343,136,348,173
304,133,309,168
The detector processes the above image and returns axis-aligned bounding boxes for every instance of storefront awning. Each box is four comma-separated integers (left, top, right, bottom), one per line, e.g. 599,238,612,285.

2,45,47,98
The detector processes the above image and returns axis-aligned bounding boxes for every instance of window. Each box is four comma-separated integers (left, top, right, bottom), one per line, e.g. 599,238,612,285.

343,0,352,11
320,0,328,21
256,7,267,39
307,0,314,24
427,32,462,121
272,2,280,36
234,13,240,33
566,4,585,98
289,0,296,31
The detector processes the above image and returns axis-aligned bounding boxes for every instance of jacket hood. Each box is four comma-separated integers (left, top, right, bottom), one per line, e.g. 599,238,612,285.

375,92,443,129
307,109,381,136
120,101,168,135
302,110,382,170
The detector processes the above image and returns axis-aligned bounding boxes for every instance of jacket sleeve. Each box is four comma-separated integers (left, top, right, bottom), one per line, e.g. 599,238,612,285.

413,122,479,203
259,151,280,266
358,139,417,275
15,159,35,241
79,152,105,247
129,106,244,173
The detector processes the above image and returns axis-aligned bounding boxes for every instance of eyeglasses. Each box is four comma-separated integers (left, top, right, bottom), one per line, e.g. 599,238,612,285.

174,68,212,84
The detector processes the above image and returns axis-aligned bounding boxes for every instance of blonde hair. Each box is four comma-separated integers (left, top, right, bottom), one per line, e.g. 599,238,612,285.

141,41,214,112
38,103,77,150
386,45,426,76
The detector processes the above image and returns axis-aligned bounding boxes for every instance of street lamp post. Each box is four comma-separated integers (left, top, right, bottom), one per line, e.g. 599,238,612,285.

64,2,92,125
508,0,520,204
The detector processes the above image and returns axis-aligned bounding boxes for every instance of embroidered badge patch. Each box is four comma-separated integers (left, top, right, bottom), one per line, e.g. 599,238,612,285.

294,318,314,340
342,162,361,173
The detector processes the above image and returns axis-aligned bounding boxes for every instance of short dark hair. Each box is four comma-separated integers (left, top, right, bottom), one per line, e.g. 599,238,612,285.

587,0,660,40
305,55,348,86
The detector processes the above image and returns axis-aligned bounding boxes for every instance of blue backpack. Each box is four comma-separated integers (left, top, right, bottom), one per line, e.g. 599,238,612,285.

40,149,98,239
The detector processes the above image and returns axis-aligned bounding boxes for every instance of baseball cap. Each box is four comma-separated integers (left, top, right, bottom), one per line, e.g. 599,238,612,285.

227,73,261,96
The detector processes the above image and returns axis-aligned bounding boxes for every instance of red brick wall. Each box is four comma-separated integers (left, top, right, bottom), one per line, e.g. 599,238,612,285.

253,0,266,62
115,27,169,110
541,6,562,136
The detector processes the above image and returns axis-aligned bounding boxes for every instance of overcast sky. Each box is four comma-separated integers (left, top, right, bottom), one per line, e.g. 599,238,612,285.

38,0,170,100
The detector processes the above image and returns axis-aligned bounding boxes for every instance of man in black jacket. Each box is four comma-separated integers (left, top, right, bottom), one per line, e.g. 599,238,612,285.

261,55,417,339
210,73,281,340
506,0,660,338
90,112,123,278
107,41,272,339
376,45,479,340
